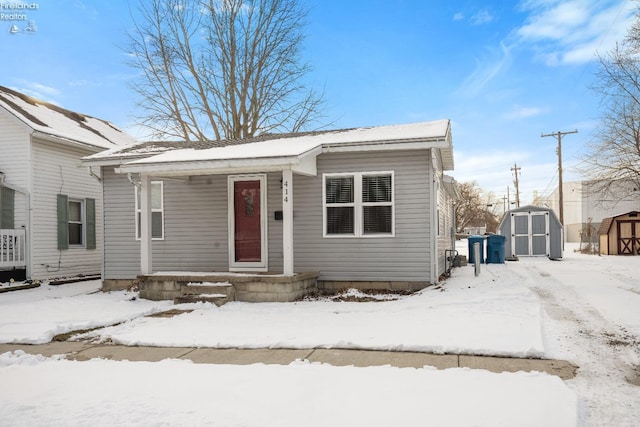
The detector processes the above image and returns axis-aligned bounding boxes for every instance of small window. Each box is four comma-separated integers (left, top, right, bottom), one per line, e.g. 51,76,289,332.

57,195,95,250
135,181,164,240
323,172,394,237
68,199,84,246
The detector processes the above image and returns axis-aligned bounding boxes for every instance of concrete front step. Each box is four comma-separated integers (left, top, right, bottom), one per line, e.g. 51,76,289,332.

175,282,236,306
174,294,232,306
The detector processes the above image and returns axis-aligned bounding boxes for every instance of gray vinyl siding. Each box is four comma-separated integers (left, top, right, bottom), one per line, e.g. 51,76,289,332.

30,139,103,279
103,150,435,282
293,150,432,282
103,170,288,279
102,168,138,279
103,170,224,279
436,178,456,277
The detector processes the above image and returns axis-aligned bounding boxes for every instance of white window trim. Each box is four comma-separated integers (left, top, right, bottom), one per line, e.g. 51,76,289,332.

135,180,165,241
323,171,395,238
68,198,85,247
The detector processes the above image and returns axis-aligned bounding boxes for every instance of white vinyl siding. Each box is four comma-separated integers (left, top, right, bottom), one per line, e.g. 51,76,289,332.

31,139,103,279
0,112,29,230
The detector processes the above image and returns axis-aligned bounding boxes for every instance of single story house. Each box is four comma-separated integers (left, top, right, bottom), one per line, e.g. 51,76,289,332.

598,211,640,255
0,86,133,282
497,205,563,260
83,120,456,302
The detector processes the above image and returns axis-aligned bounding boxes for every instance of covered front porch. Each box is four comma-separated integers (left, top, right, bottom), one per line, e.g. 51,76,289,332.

113,138,322,302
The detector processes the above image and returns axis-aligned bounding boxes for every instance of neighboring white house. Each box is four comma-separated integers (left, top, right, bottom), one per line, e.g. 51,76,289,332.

83,120,457,302
539,180,640,243
0,86,134,281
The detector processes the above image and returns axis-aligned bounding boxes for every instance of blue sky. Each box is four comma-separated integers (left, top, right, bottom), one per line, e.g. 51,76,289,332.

2,0,636,205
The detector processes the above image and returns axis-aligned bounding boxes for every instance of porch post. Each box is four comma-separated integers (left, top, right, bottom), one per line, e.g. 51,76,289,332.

140,174,153,275
282,169,294,276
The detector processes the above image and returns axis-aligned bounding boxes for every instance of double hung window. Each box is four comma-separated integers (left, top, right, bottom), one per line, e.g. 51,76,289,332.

56,195,95,250
323,171,394,237
68,199,84,246
135,181,164,240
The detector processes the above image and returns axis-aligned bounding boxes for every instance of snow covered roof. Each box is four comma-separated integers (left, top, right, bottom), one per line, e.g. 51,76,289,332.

88,119,453,175
0,85,135,151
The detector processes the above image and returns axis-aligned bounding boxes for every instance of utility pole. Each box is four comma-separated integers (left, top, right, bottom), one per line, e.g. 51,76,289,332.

541,130,578,226
511,164,521,208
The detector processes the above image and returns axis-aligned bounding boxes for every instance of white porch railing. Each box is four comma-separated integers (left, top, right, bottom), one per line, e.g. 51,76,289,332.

0,229,26,269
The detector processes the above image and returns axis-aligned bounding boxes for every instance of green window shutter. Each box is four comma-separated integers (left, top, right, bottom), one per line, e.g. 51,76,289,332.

86,198,96,250
57,194,69,250
1,187,15,229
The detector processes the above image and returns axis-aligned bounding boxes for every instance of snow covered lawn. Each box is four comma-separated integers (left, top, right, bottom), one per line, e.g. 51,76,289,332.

1,243,639,425
83,282,544,357
0,280,171,344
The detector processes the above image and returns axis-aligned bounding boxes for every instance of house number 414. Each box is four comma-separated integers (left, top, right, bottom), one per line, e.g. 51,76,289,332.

283,179,289,203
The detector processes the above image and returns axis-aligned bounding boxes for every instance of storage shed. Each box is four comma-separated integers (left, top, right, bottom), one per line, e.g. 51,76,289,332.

598,211,640,255
497,205,563,260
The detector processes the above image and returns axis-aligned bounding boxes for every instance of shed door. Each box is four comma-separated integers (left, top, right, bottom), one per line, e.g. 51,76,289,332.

531,212,550,256
228,175,267,271
617,221,639,255
511,211,549,256
512,214,530,256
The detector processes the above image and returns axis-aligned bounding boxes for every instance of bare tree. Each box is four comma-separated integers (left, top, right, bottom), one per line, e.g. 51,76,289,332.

455,181,499,233
583,9,640,198
127,0,324,141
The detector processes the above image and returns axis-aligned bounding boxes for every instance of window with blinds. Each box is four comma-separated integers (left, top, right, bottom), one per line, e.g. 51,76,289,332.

323,172,394,237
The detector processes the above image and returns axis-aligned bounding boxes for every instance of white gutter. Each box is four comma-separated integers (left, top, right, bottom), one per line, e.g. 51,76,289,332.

322,137,450,151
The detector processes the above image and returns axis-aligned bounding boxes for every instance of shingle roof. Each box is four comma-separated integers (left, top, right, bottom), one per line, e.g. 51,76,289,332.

86,120,453,171
0,85,135,150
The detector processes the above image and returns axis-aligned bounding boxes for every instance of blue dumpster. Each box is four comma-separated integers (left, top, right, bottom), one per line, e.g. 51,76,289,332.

467,235,485,264
486,234,506,264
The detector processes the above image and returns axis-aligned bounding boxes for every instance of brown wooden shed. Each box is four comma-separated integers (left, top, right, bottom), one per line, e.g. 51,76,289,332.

598,211,640,255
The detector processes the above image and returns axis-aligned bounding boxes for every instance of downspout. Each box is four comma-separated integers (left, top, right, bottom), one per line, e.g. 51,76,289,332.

429,150,438,285
26,132,33,279
87,166,102,183
127,173,141,188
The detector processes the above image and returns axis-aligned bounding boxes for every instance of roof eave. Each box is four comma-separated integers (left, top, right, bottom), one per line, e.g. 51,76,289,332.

115,153,318,177
323,137,454,170
81,153,156,168
32,130,112,154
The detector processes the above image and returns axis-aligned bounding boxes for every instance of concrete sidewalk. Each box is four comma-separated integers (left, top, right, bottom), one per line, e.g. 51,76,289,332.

0,342,578,380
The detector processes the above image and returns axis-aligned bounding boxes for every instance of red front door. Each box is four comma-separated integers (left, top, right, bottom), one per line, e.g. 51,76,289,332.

233,180,262,262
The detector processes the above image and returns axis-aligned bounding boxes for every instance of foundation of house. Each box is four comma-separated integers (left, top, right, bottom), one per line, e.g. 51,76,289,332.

317,280,430,292
136,271,320,303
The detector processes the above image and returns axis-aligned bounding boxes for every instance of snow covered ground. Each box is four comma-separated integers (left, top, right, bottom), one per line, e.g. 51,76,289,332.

0,243,639,426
